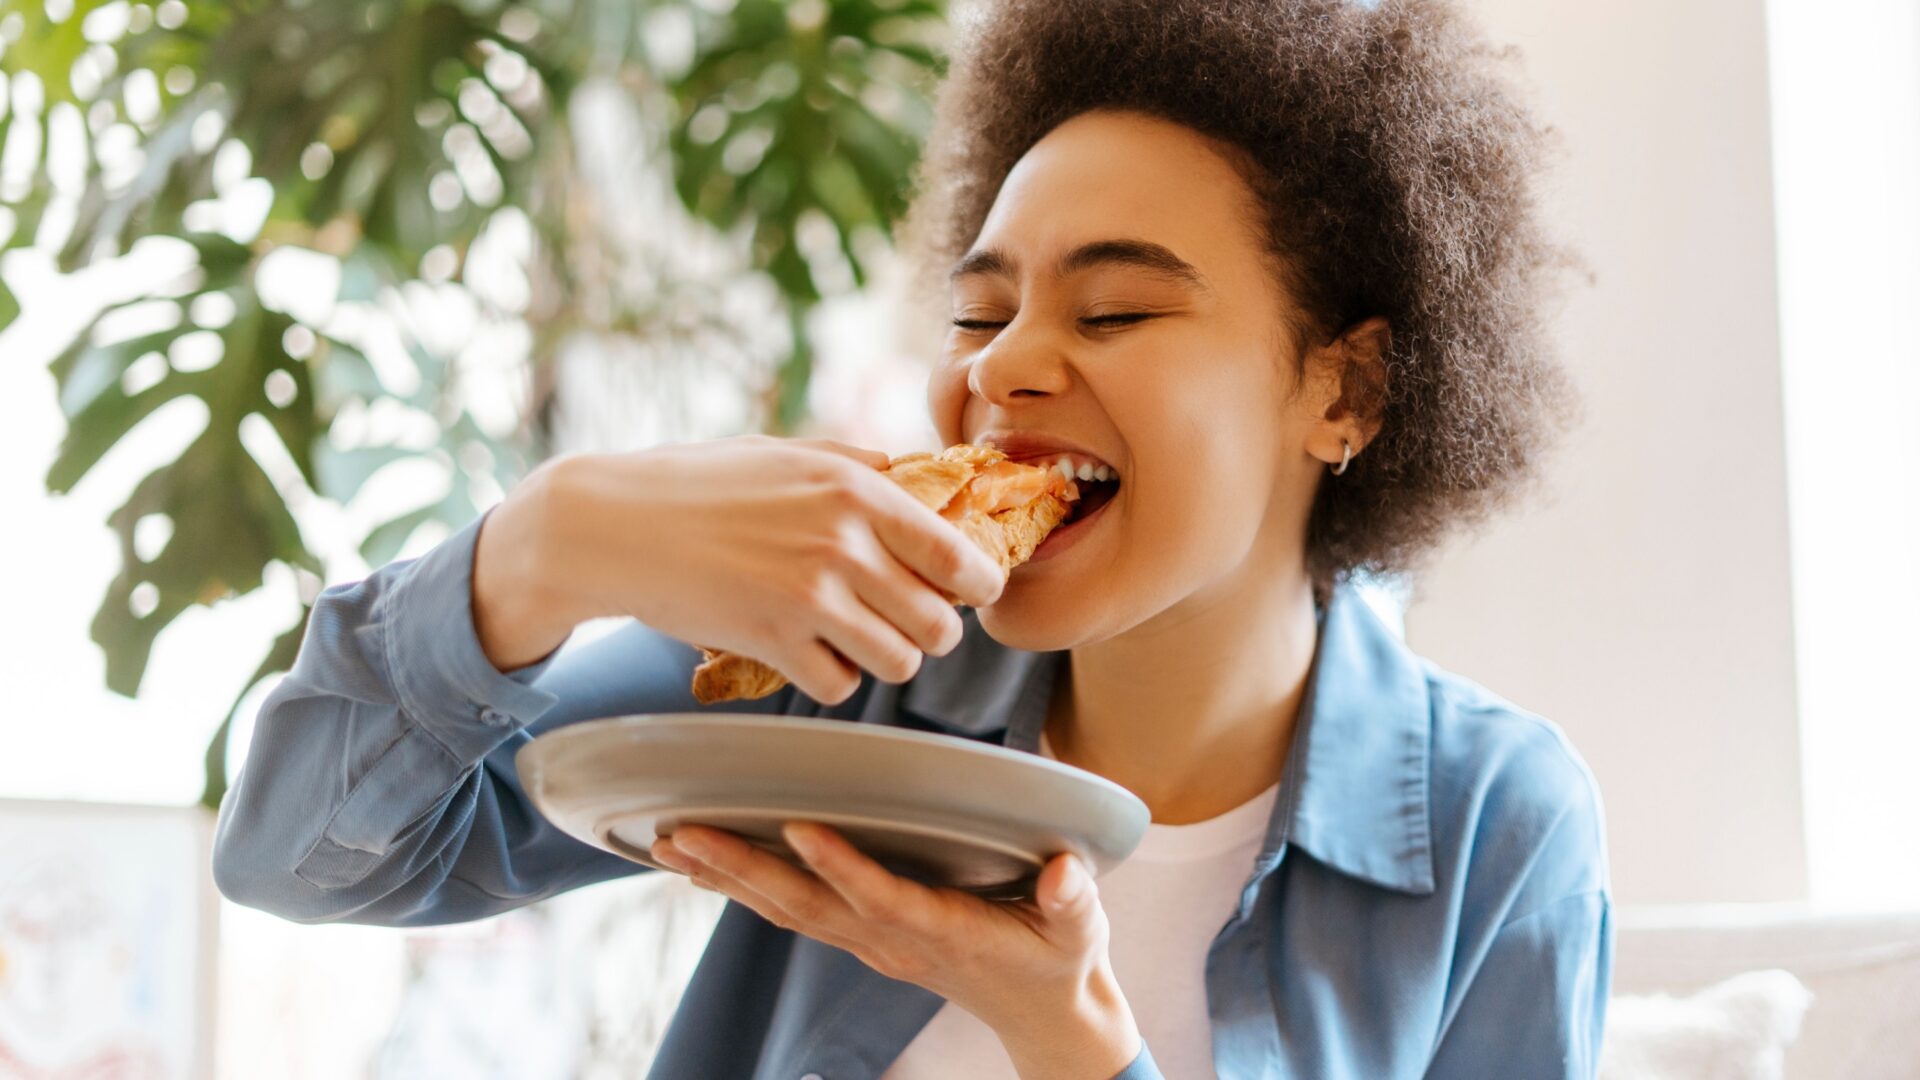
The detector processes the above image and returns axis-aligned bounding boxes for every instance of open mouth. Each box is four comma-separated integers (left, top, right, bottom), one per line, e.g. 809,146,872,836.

1009,453,1122,525
1064,475,1120,524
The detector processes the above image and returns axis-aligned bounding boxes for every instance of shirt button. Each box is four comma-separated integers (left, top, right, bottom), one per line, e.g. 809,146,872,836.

801,1074,823,1080
479,707,508,725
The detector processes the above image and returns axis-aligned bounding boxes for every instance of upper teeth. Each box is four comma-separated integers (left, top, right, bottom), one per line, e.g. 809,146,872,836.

1041,455,1116,483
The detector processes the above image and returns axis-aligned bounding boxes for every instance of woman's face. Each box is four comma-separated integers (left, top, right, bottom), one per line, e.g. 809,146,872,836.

929,109,1337,650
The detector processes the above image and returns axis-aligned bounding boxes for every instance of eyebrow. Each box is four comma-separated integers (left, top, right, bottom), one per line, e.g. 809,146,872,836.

949,239,1212,293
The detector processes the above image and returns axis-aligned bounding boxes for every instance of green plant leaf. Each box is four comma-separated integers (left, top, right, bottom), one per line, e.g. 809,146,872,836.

359,481,480,568
665,0,943,276
50,0,557,272
10,0,951,808
0,0,227,267
314,443,413,504
662,0,945,429
47,261,323,695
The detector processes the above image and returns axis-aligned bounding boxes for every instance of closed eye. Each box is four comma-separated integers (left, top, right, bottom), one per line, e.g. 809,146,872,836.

949,313,1159,332
1082,312,1156,328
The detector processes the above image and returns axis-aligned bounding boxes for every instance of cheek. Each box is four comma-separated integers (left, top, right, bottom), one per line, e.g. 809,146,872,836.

1110,469,1275,609
1118,364,1281,473
926,360,973,444
1112,377,1284,548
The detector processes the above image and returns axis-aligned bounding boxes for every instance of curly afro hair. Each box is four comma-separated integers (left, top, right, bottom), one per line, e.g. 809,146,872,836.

900,0,1581,592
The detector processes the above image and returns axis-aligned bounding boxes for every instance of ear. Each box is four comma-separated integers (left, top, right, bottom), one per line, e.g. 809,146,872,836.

1304,316,1390,464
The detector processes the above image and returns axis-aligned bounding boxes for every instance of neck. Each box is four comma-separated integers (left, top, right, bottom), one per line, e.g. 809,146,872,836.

1045,566,1321,825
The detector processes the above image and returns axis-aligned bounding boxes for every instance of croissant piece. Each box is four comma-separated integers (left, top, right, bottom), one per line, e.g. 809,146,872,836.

689,444,1081,704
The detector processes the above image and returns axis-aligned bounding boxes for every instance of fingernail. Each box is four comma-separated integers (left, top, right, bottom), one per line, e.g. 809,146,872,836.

653,844,691,871
675,833,710,861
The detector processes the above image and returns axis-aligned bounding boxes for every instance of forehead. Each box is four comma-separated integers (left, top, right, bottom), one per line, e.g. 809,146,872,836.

968,109,1265,272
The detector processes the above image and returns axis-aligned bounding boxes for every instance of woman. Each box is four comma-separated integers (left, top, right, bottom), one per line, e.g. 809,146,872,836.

212,0,1610,1077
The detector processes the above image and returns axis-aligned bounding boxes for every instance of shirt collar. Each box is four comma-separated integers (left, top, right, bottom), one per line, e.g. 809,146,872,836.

900,580,1436,896
1277,582,1436,895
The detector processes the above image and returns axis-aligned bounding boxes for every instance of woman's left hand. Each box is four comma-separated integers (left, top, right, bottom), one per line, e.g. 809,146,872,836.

651,820,1142,1078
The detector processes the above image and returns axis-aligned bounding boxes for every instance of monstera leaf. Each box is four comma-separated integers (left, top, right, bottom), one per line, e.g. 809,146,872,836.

0,0,219,278
45,235,321,695
665,0,944,428
0,0,100,295
3,0,949,811
46,1,561,271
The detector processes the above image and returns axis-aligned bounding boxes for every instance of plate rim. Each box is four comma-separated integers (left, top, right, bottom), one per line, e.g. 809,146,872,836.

516,711,1150,812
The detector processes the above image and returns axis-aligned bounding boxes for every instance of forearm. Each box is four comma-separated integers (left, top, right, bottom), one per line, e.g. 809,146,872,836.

996,965,1147,1080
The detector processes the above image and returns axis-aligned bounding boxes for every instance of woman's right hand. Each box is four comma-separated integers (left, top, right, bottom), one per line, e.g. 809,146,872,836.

471,434,1008,703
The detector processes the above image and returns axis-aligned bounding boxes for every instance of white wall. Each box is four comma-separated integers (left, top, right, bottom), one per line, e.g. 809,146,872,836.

1404,0,1809,904
1766,0,1920,906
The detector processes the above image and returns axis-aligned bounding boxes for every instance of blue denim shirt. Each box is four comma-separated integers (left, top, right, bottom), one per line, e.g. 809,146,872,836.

213,507,1613,1079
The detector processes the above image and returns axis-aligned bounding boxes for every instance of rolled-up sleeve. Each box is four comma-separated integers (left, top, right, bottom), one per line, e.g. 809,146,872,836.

211,505,795,926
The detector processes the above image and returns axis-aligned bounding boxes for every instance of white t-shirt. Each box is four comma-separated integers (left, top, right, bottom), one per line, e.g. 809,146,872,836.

879,730,1280,1079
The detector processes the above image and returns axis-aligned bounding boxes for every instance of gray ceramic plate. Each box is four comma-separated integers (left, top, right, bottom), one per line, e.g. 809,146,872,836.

515,713,1150,901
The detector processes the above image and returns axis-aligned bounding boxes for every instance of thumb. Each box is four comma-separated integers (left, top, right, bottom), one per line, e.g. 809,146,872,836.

1043,852,1096,920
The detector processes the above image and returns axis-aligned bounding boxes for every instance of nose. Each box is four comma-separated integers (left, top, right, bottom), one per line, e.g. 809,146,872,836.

964,322,1074,405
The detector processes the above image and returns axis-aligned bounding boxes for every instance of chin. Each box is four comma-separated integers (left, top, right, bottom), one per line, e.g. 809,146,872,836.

975,579,1109,652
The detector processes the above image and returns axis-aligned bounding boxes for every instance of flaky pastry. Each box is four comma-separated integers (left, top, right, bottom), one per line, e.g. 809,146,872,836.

690,444,1081,704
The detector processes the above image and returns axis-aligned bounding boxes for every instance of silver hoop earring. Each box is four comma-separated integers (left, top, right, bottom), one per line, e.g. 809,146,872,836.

1331,440,1353,476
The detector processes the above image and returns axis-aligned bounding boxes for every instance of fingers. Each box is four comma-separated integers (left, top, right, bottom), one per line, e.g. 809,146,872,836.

784,821,936,925
656,828,868,953
840,530,967,657
810,574,925,686
758,570,910,704
779,636,864,705
855,473,1006,609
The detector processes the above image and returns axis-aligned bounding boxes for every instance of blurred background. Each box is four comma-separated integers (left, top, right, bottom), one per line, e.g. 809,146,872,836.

0,0,1915,1077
